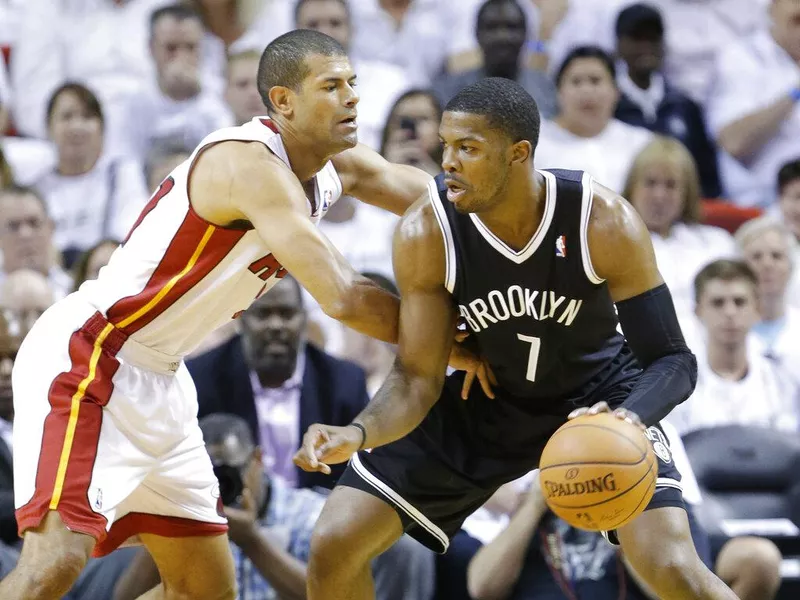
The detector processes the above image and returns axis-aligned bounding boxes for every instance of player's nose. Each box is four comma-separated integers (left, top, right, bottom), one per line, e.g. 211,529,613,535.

442,146,458,172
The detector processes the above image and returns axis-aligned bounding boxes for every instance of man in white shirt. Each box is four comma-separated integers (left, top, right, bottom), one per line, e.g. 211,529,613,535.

706,0,800,207
223,50,265,127
123,4,233,161
670,259,799,436
0,186,72,300
295,0,412,151
776,158,800,308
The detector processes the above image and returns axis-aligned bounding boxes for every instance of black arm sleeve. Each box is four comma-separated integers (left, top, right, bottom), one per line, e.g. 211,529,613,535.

616,284,698,426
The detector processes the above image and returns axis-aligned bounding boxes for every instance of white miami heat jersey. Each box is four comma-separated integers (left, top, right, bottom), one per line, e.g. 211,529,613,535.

79,117,342,357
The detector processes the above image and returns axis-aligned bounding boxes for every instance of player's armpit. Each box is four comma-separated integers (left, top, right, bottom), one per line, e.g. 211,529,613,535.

586,181,664,303
213,143,400,344
332,143,432,216
351,199,459,449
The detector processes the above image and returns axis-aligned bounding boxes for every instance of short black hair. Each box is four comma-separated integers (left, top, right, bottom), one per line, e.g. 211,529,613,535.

778,158,800,195
615,3,664,40
150,4,201,35
444,77,540,148
555,46,616,88
294,0,349,25
476,0,525,31
257,29,347,110
199,413,255,452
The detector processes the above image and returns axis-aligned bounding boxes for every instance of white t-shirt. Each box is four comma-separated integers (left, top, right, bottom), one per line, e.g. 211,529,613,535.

535,119,653,194
669,346,800,436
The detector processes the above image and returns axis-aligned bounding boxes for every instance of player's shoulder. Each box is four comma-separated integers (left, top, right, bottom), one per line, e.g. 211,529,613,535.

193,139,297,192
585,180,653,265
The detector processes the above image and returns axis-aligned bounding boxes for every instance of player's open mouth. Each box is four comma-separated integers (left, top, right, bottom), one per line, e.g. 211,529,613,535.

445,180,467,202
338,116,357,130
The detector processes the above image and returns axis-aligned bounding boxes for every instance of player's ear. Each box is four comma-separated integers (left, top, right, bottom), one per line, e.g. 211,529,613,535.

510,140,532,165
268,85,295,118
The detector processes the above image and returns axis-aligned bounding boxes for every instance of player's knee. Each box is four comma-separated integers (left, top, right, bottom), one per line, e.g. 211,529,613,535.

309,515,367,577
629,542,704,593
16,543,89,595
717,537,782,598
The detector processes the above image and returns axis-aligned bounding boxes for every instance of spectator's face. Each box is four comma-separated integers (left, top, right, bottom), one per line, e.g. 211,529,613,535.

772,0,800,58
741,230,793,299
630,160,684,235
616,33,664,77
296,0,351,49
86,242,118,283
476,2,526,67
288,54,359,150
0,272,54,339
696,279,759,346
148,152,191,191
439,111,516,213
0,193,54,274
779,178,800,241
240,280,306,386
225,56,264,126
151,16,203,99
49,92,103,165
389,94,441,155
557,58,619,133
0,313,20,422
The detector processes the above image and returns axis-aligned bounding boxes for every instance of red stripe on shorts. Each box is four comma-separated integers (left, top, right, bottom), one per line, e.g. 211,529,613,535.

16,312,126,542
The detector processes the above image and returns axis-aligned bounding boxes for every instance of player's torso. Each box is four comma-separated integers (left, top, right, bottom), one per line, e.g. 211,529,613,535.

432,169,625,401
79,117,342,357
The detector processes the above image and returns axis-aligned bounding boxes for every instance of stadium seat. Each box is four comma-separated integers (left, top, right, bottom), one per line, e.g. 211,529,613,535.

700,199,763,234
682,426,800,598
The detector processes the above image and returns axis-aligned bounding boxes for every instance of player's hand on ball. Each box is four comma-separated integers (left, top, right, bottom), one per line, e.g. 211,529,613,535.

567,401,645,431
293,423,363,474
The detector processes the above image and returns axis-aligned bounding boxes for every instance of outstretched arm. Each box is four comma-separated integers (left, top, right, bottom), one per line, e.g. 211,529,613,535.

584,182,697,426
332,143,433,216
293,196,463,472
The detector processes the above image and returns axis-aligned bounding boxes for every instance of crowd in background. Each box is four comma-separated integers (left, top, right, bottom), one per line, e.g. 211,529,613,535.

1,0,800,598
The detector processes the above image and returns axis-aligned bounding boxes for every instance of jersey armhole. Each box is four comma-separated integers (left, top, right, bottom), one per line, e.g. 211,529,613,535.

579,172,605,285
428,179,457,294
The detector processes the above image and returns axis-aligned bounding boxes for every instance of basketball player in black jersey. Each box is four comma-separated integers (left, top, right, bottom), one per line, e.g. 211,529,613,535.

294,78,737,600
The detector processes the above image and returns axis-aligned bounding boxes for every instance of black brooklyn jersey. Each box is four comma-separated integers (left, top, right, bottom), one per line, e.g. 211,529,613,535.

431,169,628,401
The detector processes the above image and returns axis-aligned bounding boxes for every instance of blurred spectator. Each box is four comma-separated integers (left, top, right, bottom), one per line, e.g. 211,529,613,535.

295,0,411,151
0,185,72,299
112,412,435,600
0,269,55,340
123,5,234,160
434,0,557,119
776,157,800,308
10,0,174,157
348,0,476,87
706,0,800,208
736,216,800,382
338,272,398,396
0,309,20,547
0,145,13,189
34,83,147,269
535,46,653,193
144,137,192,192
71,238,121,293
224,49,264,126
623,137,735,325
0,57,9,136
614,3,721,198
188,276,370,491
0,0,24,48
380,89,442,177
670,259,799,436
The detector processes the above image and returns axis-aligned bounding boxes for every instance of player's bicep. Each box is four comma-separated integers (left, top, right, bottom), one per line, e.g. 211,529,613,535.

588,183,664,303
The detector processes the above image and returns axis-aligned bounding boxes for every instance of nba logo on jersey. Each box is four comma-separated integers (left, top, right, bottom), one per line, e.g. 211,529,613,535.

323,189,332,212
556,235,567,258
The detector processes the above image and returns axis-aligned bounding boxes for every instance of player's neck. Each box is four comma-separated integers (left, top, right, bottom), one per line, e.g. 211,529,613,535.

707,342,749,382
484,61,518,80
759,294,785,322
475,169,544,251
276,122,338,183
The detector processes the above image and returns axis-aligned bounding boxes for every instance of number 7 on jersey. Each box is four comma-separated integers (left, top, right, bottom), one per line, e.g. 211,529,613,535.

517,334,541,382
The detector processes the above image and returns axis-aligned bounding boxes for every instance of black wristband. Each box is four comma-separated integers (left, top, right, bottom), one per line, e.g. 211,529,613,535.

350,422,367,450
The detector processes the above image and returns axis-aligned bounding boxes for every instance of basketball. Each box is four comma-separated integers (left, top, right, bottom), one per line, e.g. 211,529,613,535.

538,413,657,532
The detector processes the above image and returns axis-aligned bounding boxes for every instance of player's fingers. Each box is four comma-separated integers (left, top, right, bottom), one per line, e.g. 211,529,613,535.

478,365,495,399
568,407,588,420
587,401,610,415
302,427,327,468
461,369,476,400
455,331,469,343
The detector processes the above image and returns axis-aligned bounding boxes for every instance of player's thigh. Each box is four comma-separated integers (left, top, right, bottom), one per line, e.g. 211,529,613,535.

311,485,405,565
139,532,236,597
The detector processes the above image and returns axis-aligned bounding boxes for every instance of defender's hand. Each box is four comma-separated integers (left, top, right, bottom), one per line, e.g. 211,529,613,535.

293,424,363,474
567,401,645,431
448,341,497,400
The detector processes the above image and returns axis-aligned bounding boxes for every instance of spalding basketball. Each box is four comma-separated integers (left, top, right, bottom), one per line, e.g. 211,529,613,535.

538,413,657,532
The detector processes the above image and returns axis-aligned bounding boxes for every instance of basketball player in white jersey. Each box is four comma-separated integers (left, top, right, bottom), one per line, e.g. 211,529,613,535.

0,30,488,600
